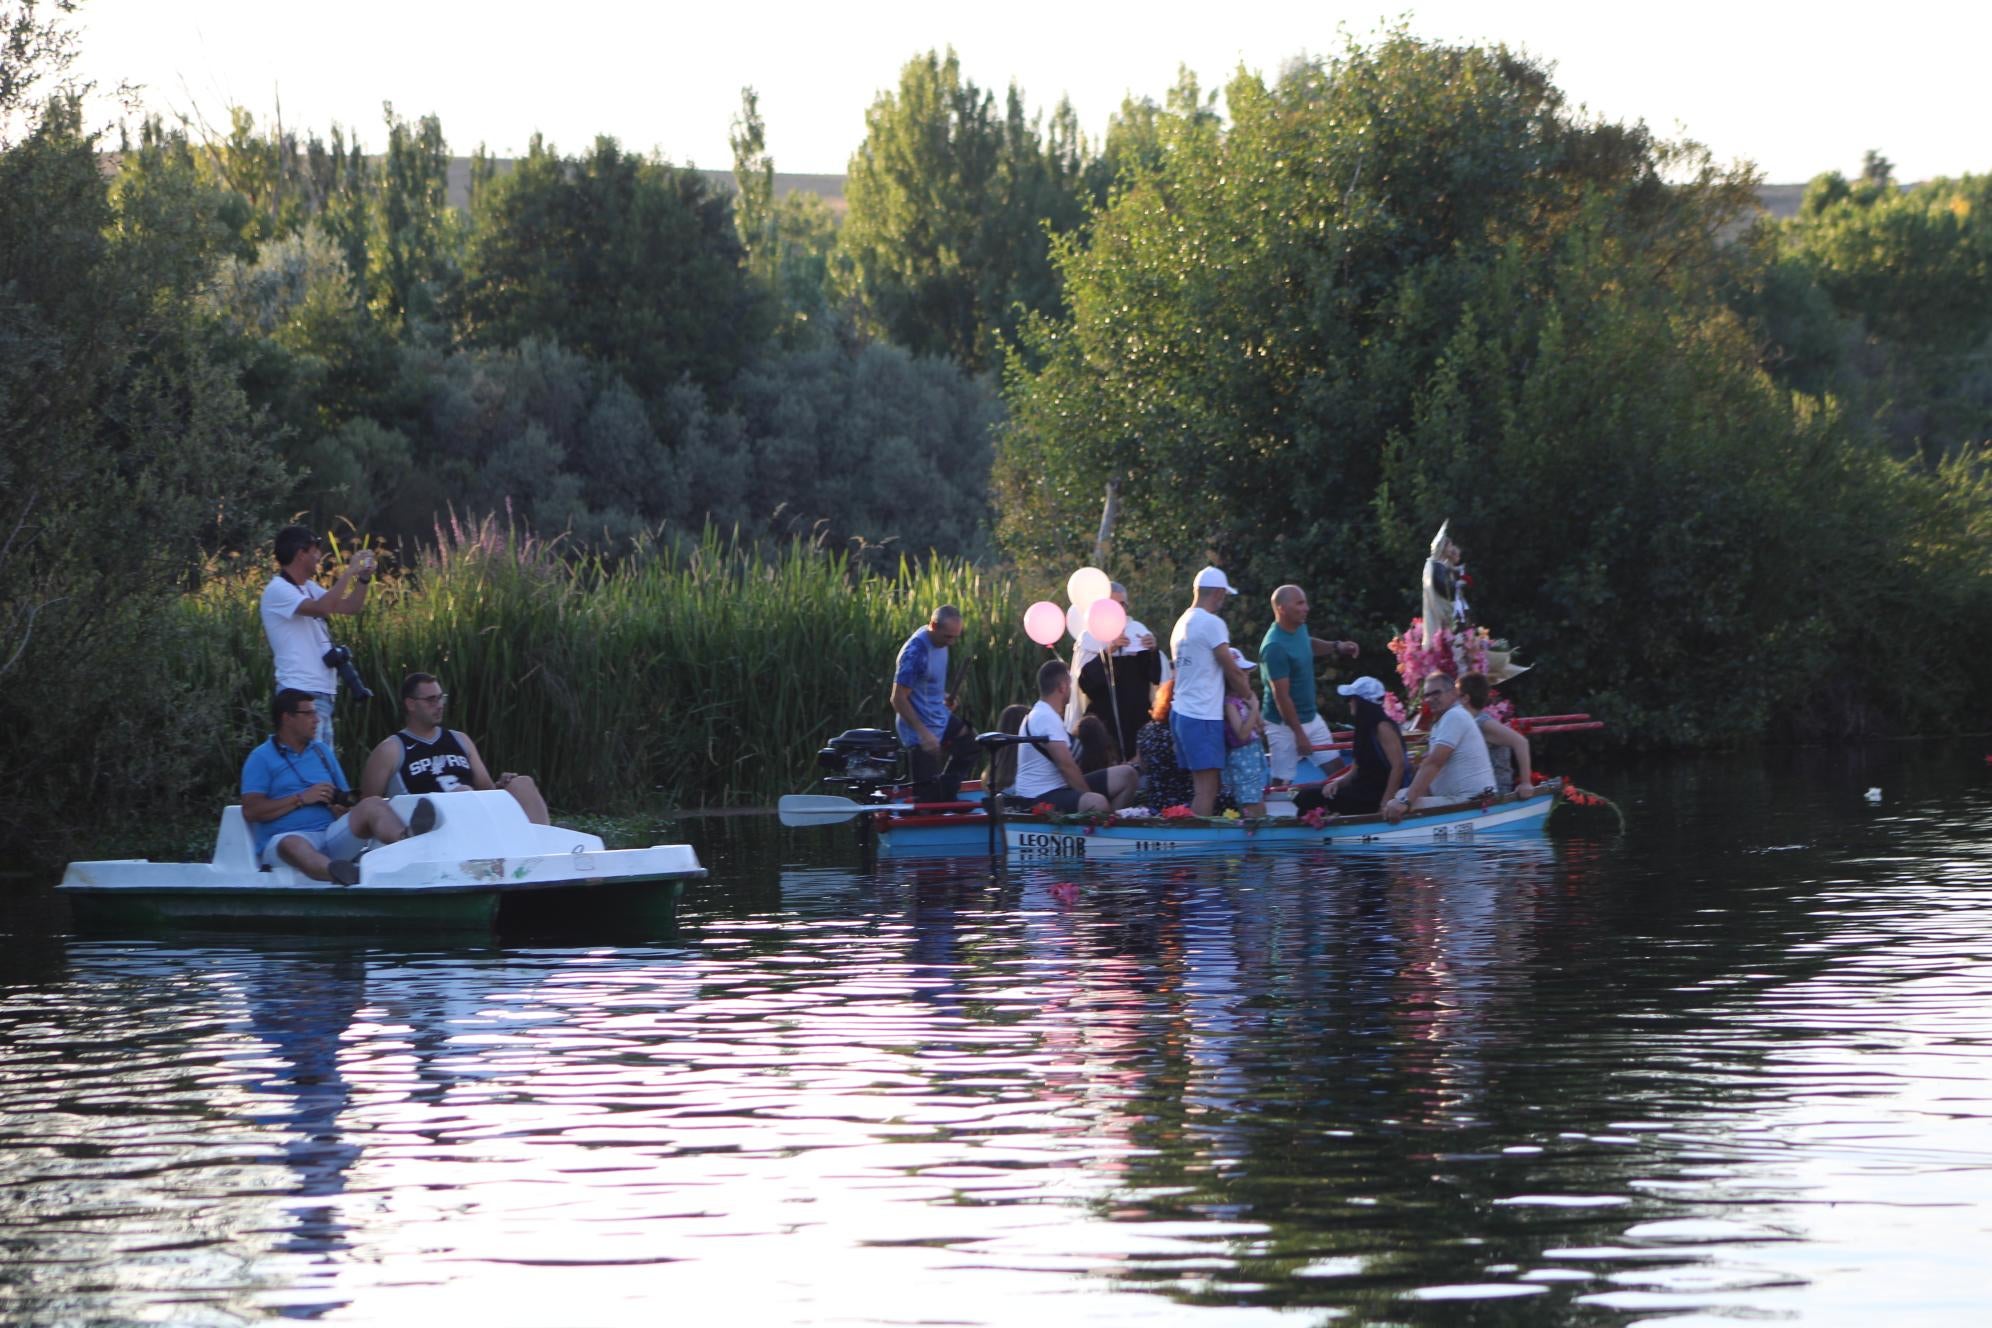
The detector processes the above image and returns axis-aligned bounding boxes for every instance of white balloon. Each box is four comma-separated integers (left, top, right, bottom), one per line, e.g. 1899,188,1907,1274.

1066,601,1090,643
1066,566,1111,609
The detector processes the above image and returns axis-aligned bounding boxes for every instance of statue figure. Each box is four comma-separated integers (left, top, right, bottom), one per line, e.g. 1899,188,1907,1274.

1421,520,1466,647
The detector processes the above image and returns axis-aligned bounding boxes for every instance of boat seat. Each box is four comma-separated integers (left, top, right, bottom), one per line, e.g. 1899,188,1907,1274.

212,806,260,873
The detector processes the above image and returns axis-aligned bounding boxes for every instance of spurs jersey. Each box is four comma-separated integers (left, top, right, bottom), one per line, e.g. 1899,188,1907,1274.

387,728,475,795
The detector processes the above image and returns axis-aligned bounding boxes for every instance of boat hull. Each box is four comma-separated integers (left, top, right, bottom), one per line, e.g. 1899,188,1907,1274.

1006,784,1560,861
58,792,705,934
873,812,996,859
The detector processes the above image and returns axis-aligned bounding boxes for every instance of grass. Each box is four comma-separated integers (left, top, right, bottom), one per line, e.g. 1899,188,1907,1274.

177,520,1043,811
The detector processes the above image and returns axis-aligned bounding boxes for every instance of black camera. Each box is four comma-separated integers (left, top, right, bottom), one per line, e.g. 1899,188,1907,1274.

322,645,373,702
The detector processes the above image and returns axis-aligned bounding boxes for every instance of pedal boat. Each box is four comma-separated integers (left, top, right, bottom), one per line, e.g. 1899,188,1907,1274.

59,791,705,931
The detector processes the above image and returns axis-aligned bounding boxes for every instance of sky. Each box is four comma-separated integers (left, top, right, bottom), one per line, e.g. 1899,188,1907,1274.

66,0,1986,185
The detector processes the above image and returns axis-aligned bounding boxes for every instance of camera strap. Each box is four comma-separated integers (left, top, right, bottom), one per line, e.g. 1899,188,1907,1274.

273,738,342,795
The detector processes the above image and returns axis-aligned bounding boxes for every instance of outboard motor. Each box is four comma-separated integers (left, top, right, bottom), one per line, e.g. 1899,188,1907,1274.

815,728,907,798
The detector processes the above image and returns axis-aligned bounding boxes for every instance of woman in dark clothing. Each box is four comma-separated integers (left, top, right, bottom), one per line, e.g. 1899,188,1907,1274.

1134,680,1198,813
1078,636,1163,762
1294,676,1406,816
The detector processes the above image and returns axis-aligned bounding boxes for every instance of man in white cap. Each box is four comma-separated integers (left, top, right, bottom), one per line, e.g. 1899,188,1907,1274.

1260,584,1360,785
1168,566,1253,816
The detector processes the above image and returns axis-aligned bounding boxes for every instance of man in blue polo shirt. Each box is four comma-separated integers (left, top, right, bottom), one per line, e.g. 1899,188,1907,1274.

241,689,432,884
890,605,981,800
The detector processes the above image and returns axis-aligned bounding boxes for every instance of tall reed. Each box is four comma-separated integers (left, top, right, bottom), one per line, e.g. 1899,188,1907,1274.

178,521,1045,809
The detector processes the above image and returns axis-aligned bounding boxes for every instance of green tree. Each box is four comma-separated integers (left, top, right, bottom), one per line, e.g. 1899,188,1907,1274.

998,33,1987,743
458,133,769,399
730,86,775,286
369,104,458,336
838,48,1094,370
1754,163,1992,459
0,92,285,850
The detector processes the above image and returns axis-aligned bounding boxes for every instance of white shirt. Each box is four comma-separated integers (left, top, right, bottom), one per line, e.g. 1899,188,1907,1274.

261,574,336,694
1009,700,1073,800
1168,606,1230,722
1426,704,1496,801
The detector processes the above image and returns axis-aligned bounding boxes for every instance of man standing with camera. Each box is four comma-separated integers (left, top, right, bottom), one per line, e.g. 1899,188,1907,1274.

261,524,375,747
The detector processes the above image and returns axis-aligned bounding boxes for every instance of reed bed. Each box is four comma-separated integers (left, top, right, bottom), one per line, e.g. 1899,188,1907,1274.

178,522,1043,810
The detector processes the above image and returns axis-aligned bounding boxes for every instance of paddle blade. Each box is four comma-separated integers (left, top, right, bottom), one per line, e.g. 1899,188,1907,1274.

778,794,869,827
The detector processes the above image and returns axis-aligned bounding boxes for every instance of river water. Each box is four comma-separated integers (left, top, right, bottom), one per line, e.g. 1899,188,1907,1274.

2,746,1989,1325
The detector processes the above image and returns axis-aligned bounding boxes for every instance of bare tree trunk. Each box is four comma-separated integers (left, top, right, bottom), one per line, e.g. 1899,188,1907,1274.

1092,476,1120,568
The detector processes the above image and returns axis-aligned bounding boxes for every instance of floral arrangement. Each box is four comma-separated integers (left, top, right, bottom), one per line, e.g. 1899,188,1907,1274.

1159,805,1196,820
1384,616,1515,723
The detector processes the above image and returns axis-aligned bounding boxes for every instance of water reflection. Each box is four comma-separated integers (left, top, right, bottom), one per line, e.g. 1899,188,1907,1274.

1,756,1989,1323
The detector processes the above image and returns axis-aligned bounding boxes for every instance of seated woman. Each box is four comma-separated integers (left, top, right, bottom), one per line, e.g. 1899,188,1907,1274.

1072,714,1121,774
987,703,1032,799
1135,680,1198,813
1457,671,1532,794
1294,676,1405,816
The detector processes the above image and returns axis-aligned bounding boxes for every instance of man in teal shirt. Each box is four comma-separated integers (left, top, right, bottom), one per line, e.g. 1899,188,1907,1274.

1260,584,1360,783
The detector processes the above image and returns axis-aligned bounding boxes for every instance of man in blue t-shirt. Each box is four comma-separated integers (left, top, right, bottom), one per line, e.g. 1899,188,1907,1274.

240,689,432,885
1261,584,1362,784
890,605,981,800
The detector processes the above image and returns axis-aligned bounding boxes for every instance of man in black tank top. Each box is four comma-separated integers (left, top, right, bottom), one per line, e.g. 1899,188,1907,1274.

359,673,550,823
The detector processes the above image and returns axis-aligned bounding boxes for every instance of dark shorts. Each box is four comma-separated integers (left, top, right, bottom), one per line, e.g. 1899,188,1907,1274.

1022,769,1114,813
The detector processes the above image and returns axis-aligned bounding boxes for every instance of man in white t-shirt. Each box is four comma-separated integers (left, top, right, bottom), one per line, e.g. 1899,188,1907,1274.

1008,660,1138,814
260,524,376,747
1382,672,1496,820
1167,566,1254,816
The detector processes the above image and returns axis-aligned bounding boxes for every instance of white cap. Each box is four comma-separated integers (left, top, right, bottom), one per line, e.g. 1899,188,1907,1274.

1337,676,1387,703
1229,647,1256,671
1193,566,1241,594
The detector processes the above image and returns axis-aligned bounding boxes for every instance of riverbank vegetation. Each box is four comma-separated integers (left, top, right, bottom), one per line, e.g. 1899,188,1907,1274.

2,1,1987,860
168,522,1034,816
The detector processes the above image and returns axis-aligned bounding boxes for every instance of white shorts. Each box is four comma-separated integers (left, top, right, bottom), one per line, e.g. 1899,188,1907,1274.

261,815,367,868
1266,714,1337,782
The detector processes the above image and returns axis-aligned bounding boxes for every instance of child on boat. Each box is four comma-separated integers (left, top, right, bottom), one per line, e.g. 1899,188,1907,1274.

1222,650,1270,818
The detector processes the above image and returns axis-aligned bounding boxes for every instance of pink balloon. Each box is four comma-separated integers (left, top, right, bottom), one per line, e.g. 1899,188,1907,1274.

1086,596,1128,643
1023,600,1066,647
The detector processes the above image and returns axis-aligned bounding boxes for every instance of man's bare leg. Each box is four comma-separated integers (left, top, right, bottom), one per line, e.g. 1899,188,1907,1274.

275,835,338,882
344,797,408,842
1106,765,1139,810
1191,769,1221,818
501,776,549,825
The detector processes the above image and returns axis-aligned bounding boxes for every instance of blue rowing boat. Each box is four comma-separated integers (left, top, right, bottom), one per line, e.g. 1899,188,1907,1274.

1003,781,1560,861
